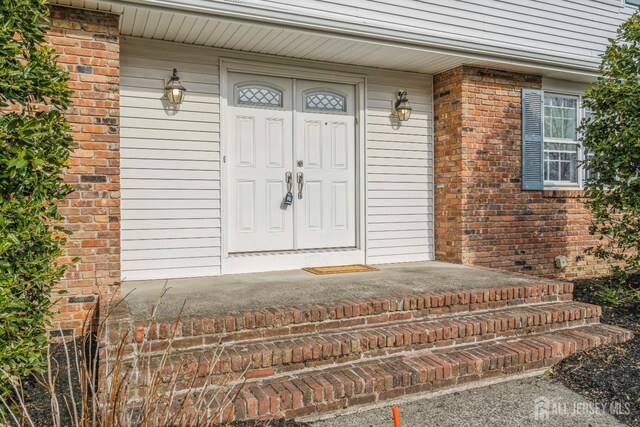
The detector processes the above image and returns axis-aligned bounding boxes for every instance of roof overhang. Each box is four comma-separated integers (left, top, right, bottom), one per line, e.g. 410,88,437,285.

51,0,607,83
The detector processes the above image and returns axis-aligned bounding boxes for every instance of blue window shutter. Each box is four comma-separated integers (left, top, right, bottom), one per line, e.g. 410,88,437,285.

522,89,544,190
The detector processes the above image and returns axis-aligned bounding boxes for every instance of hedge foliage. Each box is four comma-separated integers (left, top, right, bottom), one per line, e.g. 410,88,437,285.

0,0,74,395
581,11,640,282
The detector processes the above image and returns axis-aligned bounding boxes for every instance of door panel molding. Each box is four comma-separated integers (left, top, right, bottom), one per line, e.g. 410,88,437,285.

220,59,367,274
225,72,294,253
294,79,356,250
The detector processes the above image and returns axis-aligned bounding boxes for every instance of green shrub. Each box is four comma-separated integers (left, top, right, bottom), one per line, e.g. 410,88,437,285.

581,11,640,281
595,267,640,307
0,0,74,396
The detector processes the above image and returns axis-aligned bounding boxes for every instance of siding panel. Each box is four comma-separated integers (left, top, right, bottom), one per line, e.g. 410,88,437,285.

365,68,433,263
121,38,434,280
55,0,634,76
232,0,632,68
120,44,221,280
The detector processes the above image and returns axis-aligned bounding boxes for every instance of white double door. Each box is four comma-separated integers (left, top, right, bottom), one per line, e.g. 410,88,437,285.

226,73,356,253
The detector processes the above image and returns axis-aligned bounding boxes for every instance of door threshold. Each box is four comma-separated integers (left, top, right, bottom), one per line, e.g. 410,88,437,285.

223,248,365,275
229,247,357,257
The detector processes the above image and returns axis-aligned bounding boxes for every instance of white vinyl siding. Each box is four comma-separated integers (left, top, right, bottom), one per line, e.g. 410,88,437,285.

247,0,629,65
51,0,633,78
120,37,434,280
120,46,222,281
365,77,433,264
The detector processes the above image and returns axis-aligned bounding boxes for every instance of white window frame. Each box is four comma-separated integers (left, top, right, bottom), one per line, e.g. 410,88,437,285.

542,91,586,190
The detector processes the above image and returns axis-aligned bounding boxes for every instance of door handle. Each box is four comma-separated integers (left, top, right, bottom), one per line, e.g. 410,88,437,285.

285,172,293,193
297,172,304,199
283,172,294,206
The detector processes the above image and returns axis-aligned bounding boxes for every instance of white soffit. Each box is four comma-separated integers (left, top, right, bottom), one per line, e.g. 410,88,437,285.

50,0,603,82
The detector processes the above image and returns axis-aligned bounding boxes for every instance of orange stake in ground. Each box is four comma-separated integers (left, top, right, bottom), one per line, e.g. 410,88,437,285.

392,406,401,427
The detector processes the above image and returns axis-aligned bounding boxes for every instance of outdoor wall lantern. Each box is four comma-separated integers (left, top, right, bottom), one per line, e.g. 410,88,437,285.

394,90,412,121
165,68,186,105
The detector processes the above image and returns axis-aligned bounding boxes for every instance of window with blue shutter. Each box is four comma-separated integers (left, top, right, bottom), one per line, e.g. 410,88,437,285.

543,95,579,184
522,89,544,190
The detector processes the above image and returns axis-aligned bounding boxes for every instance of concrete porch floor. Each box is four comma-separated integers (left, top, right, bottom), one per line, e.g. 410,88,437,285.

121,261,551,322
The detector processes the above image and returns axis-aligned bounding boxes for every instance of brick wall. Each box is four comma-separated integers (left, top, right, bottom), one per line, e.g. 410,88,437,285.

433,67,465,263
434,66,608,279
47,6,120,336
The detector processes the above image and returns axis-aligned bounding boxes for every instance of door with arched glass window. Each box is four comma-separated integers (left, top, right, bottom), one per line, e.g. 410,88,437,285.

294,80,356,249
226,73,294,253
225,73,356,254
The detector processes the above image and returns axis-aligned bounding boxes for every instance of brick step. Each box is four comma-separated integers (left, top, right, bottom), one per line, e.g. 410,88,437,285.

161,301,600,383
134,282,574,347
227,323,632,421
214,301,600,380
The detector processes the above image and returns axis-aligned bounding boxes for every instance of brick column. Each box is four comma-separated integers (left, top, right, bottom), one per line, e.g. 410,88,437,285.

47,6,120,336
433,68,465,263
433,66,607,279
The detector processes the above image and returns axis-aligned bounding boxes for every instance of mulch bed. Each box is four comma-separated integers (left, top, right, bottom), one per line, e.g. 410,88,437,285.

11,339,311,427
552,275,640,426
230,421,310,426
14,340,86,427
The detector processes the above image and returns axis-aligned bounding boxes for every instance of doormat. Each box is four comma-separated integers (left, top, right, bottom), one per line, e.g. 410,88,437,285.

303,264,379,275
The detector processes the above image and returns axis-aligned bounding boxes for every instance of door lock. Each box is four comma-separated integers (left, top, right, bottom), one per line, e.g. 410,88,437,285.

297,160,304,167
297,172,304,199
284,172,293,205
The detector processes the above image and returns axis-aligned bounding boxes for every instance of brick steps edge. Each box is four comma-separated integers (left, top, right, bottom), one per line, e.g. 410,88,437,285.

147,301,602,382
224,323,632,422
104,282,575,350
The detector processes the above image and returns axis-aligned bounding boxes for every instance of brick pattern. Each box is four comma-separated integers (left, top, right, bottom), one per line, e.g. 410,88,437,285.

101,286,571,394
47,6,120,336
215,302,600,379
119,282,574,347
434,66,609,279
433,66,466,262
228,323,631,421
99,282,634,423
145,302,601,384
